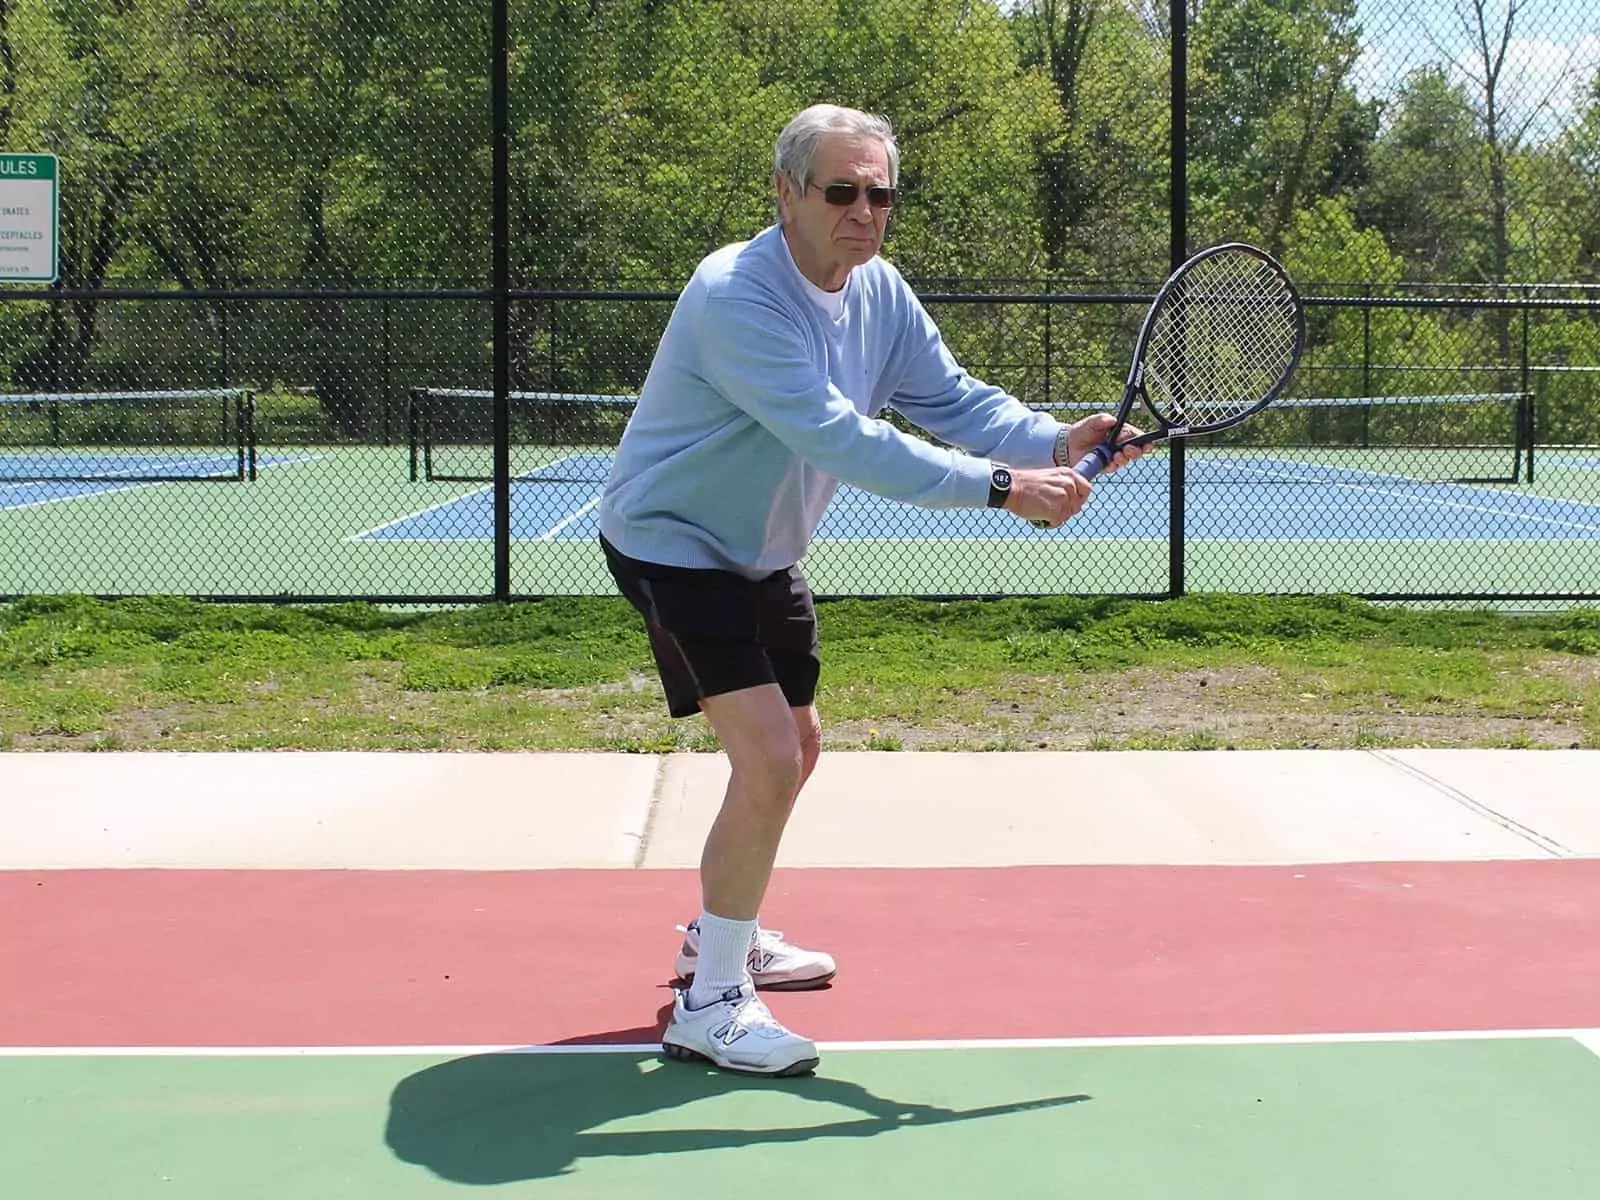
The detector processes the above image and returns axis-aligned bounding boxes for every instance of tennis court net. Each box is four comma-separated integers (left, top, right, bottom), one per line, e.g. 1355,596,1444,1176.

407,387,634,484
0,389,258,483
406,388,1534,488
1035,391,1534,485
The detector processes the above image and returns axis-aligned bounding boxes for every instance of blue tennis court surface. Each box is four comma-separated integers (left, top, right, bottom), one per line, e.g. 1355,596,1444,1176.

0,453,303,511
359,452,1600,543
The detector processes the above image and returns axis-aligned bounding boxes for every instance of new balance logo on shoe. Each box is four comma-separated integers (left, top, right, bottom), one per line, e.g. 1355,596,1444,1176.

673,921,837,992
710,1019,748,1048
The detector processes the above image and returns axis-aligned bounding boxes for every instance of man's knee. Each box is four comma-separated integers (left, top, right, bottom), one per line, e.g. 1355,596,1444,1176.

729,730,806,799
793,706,822,776
702,686,806,798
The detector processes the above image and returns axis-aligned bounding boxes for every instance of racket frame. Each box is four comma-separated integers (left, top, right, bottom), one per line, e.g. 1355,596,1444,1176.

1074,241,1307,480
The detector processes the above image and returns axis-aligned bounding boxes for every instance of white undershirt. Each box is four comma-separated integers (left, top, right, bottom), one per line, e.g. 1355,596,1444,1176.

778,229,850,320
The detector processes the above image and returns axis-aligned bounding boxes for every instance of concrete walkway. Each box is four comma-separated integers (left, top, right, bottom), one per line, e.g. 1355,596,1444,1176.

2,748,1595,869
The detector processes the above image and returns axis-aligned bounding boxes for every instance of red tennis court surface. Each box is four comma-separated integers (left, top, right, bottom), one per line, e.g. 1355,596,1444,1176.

4,862,1600,1046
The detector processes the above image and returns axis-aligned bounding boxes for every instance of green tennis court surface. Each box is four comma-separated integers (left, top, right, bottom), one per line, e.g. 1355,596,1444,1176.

5,1037,1600,1197
3,444,1599,596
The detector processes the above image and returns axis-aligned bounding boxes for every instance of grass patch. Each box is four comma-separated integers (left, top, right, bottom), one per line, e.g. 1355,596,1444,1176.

0,593,1595,751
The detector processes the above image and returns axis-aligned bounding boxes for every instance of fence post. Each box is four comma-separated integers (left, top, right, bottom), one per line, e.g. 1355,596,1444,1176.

491,0,512,601
1167,0,1188,599
1362,302,1371,396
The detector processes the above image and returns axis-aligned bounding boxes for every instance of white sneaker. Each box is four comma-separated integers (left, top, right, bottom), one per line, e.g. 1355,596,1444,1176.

661,984,820,1076
674,921,837,991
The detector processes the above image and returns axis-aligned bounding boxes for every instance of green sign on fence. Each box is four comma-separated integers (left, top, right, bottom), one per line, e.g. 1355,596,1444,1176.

0,153,59,283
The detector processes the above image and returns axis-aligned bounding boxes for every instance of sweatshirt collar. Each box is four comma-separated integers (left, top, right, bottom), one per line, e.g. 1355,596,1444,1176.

775,225,850,322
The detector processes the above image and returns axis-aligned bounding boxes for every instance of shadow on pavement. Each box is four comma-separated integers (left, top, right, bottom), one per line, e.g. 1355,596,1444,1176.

385,1004,1090,1184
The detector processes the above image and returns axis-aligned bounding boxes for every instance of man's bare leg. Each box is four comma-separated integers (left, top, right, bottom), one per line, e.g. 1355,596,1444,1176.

660,690,827,1074
696,686,815,919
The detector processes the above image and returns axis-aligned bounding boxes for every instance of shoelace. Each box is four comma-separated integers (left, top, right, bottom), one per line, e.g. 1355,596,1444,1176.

725,991,785,1034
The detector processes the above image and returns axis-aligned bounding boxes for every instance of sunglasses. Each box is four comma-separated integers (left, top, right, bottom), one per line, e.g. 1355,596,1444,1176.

808,181,899,210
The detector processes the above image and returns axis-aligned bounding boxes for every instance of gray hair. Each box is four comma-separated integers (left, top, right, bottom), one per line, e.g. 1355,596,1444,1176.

773,104,899,190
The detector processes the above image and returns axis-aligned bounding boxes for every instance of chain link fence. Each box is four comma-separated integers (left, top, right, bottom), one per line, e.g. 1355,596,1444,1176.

1,0,1596,603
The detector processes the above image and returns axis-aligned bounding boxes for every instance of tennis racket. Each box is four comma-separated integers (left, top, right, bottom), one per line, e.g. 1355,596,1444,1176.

1060,241,1306,486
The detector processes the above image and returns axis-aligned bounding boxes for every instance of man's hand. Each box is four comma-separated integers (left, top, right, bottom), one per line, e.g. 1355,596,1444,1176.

1062,413,1148,475
1003,466,1092,529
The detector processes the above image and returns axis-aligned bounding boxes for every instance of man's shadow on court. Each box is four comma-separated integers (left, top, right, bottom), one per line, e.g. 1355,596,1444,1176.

385,1000,1091,1184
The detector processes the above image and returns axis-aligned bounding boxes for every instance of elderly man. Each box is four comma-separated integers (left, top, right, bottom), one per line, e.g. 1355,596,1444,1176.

598,103,1140,1076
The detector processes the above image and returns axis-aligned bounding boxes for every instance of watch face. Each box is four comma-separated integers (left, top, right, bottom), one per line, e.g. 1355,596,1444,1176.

993,467,1012,489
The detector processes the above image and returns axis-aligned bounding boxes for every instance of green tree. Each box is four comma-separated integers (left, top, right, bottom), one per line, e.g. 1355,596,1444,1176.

7,0,200,390
1357,66,1490,281
1188,0,1374,254
181,0,490,430
1533,69,1600,283
1013,0,1168,279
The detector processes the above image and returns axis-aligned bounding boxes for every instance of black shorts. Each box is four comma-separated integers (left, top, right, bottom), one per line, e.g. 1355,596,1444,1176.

600,535,821,719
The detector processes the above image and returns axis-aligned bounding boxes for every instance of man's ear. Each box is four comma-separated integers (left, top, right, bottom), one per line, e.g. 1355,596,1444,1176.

773,171,794,222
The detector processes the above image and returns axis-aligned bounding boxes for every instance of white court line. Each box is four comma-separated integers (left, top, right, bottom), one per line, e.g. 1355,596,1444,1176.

538,494,603,540
0,484,153,514
1228,464,1600,535
347,486,490,541
519,451,604,540
5,1028,1599,1057
351,452,605,542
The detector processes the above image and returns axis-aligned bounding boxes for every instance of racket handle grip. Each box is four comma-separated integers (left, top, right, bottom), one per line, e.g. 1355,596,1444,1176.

1072,443,1113,481
1029,443,1114,529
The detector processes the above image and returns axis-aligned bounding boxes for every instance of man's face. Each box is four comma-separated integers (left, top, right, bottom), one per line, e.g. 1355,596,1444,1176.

776,134,895,291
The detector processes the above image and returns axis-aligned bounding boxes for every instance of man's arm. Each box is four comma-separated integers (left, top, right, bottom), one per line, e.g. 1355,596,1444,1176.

885,293,1150,482
696,292,994,509
882,293,1059,468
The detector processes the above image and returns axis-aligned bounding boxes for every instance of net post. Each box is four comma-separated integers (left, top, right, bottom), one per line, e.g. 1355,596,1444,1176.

233,389,246,481
1519,304,1532,485
1523,390,1535,485
1043,301,1052,410
407,387,420,482
244,390,257,482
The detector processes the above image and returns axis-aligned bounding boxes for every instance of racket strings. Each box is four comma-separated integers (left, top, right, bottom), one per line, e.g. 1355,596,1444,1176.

1142,253,1300,427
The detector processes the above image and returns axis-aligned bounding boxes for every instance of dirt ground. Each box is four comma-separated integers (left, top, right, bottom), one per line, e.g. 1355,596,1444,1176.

820,659,1599,750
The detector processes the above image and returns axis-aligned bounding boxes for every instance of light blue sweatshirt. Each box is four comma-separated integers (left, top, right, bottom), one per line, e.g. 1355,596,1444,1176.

598,224,1061,577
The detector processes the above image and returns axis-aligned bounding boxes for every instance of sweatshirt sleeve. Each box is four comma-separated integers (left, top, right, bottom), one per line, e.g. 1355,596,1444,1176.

884,288,1061,469
695,291,994,508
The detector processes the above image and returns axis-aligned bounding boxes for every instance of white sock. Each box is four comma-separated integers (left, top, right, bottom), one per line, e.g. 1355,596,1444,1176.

686,911,756,1008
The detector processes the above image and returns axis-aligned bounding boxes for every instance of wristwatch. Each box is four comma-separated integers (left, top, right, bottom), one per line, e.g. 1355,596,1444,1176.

986,465,1013,509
